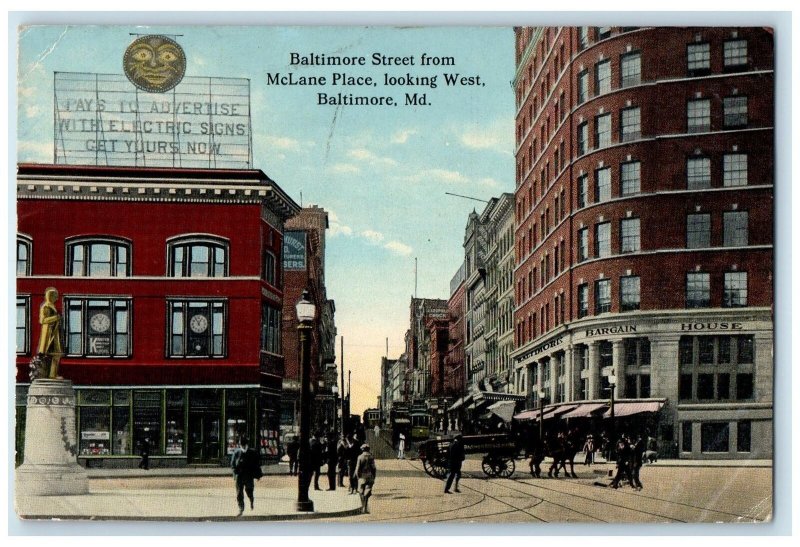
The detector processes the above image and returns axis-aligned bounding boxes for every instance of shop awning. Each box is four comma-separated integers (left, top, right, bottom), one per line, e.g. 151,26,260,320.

448,397,466,412
487,400,517,422
513,409,539,421
514,406,557,421
560,402,609,419
602,400,665,417
549,404,579,417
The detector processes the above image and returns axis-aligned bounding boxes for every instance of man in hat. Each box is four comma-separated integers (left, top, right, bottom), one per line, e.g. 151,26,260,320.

231,436,262,516
444,434,466,494
583,434,595,466
354,443,377,514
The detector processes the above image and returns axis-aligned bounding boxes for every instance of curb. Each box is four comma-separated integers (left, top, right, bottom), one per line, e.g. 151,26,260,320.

17,506,365,522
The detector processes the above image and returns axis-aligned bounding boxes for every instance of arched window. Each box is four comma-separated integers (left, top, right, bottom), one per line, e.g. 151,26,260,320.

67,237,131,277
167,236,229,277
17,235,32,276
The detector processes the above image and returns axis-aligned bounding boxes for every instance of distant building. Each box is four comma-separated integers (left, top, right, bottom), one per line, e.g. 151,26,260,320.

281,206,337,435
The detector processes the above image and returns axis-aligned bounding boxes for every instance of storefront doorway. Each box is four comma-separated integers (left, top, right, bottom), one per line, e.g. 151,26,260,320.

188,411,221,464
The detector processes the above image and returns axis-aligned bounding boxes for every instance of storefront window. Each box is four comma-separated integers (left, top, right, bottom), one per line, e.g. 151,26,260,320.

80,406,111,455
737,420,751,452
166,390,186,455
701,422,729,453
112,389,131,455
133,391,162,456
226,389,248,455
681,422,692,452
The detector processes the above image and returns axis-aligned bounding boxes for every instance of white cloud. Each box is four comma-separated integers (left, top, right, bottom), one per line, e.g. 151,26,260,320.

17,140,52,161
327,210,353,238
458,118,514,155
360,229,384,244
347,148,397,167
390,129,417,144
475,177,501,188
424,168,469,184
330,163,360,174
384,241,413,256
259,134,303,151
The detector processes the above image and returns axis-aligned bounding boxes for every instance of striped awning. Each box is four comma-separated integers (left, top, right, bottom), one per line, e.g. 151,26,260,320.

560,403,609,419
514,406,557,421
602,400,665,417
549,404,579,418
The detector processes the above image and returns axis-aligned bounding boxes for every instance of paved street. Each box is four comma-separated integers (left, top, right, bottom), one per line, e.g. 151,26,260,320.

320,457,772,524
20,457,771,524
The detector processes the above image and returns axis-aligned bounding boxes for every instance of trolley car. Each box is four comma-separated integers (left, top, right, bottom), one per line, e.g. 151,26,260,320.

418,433,518,479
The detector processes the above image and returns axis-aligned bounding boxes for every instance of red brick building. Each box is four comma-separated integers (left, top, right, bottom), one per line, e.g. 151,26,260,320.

16,163,299,466
280,206,337,435
511,27,773,458
445,264,467,400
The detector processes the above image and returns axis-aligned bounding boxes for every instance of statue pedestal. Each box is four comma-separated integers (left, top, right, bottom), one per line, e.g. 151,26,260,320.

16,379,88,496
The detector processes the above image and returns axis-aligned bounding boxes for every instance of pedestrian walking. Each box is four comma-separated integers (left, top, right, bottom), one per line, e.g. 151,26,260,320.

583,434,595,466
310,432,323,491
630,434,646,490
444,434,465,494
286,436,300,476
346,434,360,494
231,436,263,517
373,423,380,440
326,434,338,490
337,435,348,487
609,437,633,489
397,432,406,459
354,443,377,514
138,436,150,470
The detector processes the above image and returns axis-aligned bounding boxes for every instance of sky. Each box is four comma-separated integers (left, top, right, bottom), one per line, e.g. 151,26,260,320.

15,25,516,414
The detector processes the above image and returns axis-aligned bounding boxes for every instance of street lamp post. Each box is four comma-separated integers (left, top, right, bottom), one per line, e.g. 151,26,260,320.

608,373,617,461
295,290,316,512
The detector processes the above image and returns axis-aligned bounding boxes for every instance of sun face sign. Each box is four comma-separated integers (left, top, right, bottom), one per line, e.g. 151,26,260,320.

123,35,186,93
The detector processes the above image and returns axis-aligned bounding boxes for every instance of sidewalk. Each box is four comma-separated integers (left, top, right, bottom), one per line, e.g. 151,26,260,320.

16,484,363,521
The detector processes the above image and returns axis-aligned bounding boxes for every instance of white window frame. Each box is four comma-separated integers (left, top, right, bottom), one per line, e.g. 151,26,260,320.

65,297,132,358
67,237,131,277
167,236,229,278
621,161,641,195
723,153,748,187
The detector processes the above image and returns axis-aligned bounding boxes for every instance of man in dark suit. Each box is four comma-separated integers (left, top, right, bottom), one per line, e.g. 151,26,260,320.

231,436,261,516
310,432,323,491
444,434,466,494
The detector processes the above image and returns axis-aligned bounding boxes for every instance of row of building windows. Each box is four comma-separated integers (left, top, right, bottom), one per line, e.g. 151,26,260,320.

681,420,752,454
515,270,749,345
517,30,751,153
15,387,258,459
16,296,281,359
15,236,280,284
519,138,751,229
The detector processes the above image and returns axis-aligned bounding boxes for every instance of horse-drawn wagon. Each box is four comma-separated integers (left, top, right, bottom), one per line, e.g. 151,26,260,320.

418,433,519,479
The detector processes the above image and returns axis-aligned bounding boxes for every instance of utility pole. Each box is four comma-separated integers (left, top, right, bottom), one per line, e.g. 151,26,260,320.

340,336,345,435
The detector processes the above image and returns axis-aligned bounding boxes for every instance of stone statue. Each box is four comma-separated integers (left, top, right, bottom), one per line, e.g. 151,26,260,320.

33,287,64,380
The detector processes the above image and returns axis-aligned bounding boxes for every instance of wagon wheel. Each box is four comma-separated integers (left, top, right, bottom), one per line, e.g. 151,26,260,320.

423,456,449,479
482,456,499,478
496,457,515,478
431,457,449,479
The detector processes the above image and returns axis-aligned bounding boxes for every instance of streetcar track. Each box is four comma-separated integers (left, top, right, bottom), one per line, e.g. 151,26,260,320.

366,492,490,522
507,468,767,522
405,460,548,522
461,471,607,523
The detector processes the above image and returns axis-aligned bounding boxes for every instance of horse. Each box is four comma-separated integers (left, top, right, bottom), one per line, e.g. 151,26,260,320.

546,432,579,478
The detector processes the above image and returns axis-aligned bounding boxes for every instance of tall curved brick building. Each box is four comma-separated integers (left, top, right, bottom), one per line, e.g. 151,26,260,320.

511,27,773,459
